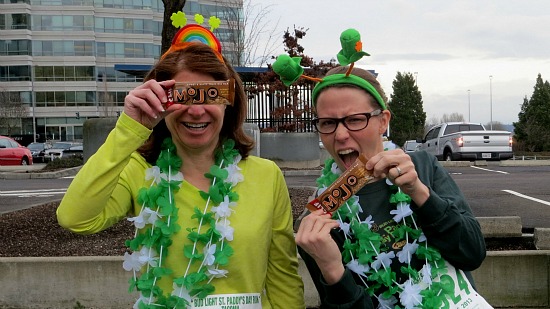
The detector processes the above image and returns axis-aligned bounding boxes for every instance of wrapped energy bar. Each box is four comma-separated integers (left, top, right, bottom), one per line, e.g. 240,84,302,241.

307,154,374,213
163,79,235,107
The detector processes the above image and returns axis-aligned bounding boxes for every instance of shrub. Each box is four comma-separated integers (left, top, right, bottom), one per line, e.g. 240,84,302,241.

43,155,83,171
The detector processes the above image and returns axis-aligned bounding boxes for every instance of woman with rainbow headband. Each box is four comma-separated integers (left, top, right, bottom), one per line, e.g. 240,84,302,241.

274,29,491,308
57,13,304,309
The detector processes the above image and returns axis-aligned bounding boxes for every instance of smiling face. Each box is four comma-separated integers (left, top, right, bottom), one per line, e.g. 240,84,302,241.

164,70,226,155
316,86,391,171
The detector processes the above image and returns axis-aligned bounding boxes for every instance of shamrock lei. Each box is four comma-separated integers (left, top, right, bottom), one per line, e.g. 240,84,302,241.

124,138,243,309
317,155,457,308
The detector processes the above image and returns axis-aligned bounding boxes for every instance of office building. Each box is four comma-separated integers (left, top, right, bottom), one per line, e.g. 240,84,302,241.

0,0,243,142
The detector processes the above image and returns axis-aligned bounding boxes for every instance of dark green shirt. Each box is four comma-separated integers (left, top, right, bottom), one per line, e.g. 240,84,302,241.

297,151,486,308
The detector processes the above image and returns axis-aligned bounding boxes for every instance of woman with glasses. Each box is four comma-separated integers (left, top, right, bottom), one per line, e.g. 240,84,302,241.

294,66,487,308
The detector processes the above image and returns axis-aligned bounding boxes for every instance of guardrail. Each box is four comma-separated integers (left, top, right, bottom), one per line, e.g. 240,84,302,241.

511,155,550,160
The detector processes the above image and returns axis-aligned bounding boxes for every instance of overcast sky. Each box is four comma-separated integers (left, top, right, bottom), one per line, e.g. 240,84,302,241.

260,0,550,125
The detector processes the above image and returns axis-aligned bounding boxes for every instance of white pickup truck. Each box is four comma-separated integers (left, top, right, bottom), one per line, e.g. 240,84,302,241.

416,122,513,161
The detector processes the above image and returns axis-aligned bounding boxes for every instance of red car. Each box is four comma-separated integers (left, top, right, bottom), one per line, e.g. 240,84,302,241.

0,135,33,165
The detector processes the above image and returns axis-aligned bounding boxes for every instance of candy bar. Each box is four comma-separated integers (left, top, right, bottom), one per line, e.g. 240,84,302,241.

307,154,374,213
163,79,235,108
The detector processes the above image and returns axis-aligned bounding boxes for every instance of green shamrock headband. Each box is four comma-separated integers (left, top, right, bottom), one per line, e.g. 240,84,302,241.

272,28,387,110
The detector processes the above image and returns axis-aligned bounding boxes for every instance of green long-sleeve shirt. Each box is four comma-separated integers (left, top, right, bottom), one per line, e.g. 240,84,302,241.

57,113,305,309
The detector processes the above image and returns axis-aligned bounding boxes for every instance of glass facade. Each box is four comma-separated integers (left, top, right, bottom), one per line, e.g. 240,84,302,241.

32,15,94,31
0,13,30,30
0,0,242,140
35,91,96,107
0,40,31,56
0,65,31,81
34,66,95,81
96,42,158,58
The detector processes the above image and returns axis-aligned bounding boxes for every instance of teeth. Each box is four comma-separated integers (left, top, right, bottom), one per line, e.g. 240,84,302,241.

184,122,208,129
338,149,355,155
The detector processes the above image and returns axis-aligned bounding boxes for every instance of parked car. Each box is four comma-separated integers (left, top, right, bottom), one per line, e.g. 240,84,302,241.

0,135,33,165
416,122,513,161
27,142,52,163
60,144,83,158
402,140,420,153
43,142,82,162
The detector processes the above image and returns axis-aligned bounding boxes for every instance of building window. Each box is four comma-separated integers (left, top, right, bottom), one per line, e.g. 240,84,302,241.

96,42,157,58
32,14,93,31
34,65,94,81
0,65,31,81
0,13,30,30
98,90,130,107
31,40,94,56
1,0,30,4
35,91,96,107
0,40,31,56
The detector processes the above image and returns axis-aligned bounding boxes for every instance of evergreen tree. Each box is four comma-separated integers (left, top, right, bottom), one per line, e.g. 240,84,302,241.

514,74,550,151
512,96,529,151
388,72,426,146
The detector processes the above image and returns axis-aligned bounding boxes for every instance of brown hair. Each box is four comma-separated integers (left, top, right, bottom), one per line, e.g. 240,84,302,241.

322,66,389,108
137,43,254,164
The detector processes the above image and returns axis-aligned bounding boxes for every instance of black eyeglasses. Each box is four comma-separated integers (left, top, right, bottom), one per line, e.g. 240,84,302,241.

312,109,382,134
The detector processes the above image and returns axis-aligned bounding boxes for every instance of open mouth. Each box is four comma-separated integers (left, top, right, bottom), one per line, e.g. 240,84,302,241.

183,122,209,130
338,149,359,169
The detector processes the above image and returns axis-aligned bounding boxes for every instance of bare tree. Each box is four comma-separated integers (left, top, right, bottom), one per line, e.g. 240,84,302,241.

424,116,440,133
486,121,505,131
441,112,465,123
0,89,28,135
161,0,187,54
215,0,281,67
99,74,117,118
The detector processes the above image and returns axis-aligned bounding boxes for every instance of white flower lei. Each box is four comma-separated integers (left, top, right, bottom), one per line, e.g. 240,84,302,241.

317,151,454,308
124,138,243,308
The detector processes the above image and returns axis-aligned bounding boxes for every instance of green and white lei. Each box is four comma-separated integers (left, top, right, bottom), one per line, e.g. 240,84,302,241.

317,150,455,308
123,138,243,309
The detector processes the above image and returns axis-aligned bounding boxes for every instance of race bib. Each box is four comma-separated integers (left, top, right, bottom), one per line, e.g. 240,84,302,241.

436,262,493,309
190,293,262,309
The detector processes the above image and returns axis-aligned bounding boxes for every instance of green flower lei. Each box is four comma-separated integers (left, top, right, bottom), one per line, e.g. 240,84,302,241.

317,157,456,308
124,137,242,308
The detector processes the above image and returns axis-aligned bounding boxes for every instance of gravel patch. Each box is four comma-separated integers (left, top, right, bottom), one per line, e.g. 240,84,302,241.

0,187,315,257
0,187,534,257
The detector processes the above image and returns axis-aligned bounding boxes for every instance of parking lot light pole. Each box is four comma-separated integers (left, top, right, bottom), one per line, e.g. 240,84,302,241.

468,89,471,122
489,75,493,130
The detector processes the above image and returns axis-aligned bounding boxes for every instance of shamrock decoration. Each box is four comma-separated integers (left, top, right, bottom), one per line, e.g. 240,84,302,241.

272,55,304,86
171,11,187,28
336,28,370,66
170,12,220,32
194,13,204,25
209,16,221,31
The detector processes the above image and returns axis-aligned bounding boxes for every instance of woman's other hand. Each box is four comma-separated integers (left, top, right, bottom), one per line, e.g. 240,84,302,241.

365,149,430,206
296,209,345,284
123,79,179,129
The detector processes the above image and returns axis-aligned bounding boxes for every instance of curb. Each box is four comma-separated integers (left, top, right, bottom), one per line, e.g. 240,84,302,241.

282,169,322,176
0,166,82,180
1,160,549,180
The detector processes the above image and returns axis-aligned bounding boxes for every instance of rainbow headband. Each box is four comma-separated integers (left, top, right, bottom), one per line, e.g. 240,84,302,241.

272,28,387,110
161,12,224,63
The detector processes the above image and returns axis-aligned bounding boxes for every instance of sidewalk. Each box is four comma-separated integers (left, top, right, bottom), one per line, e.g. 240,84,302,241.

0,164,82,180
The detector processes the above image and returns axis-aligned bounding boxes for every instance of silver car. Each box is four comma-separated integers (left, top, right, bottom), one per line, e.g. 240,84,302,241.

43,142,82,162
